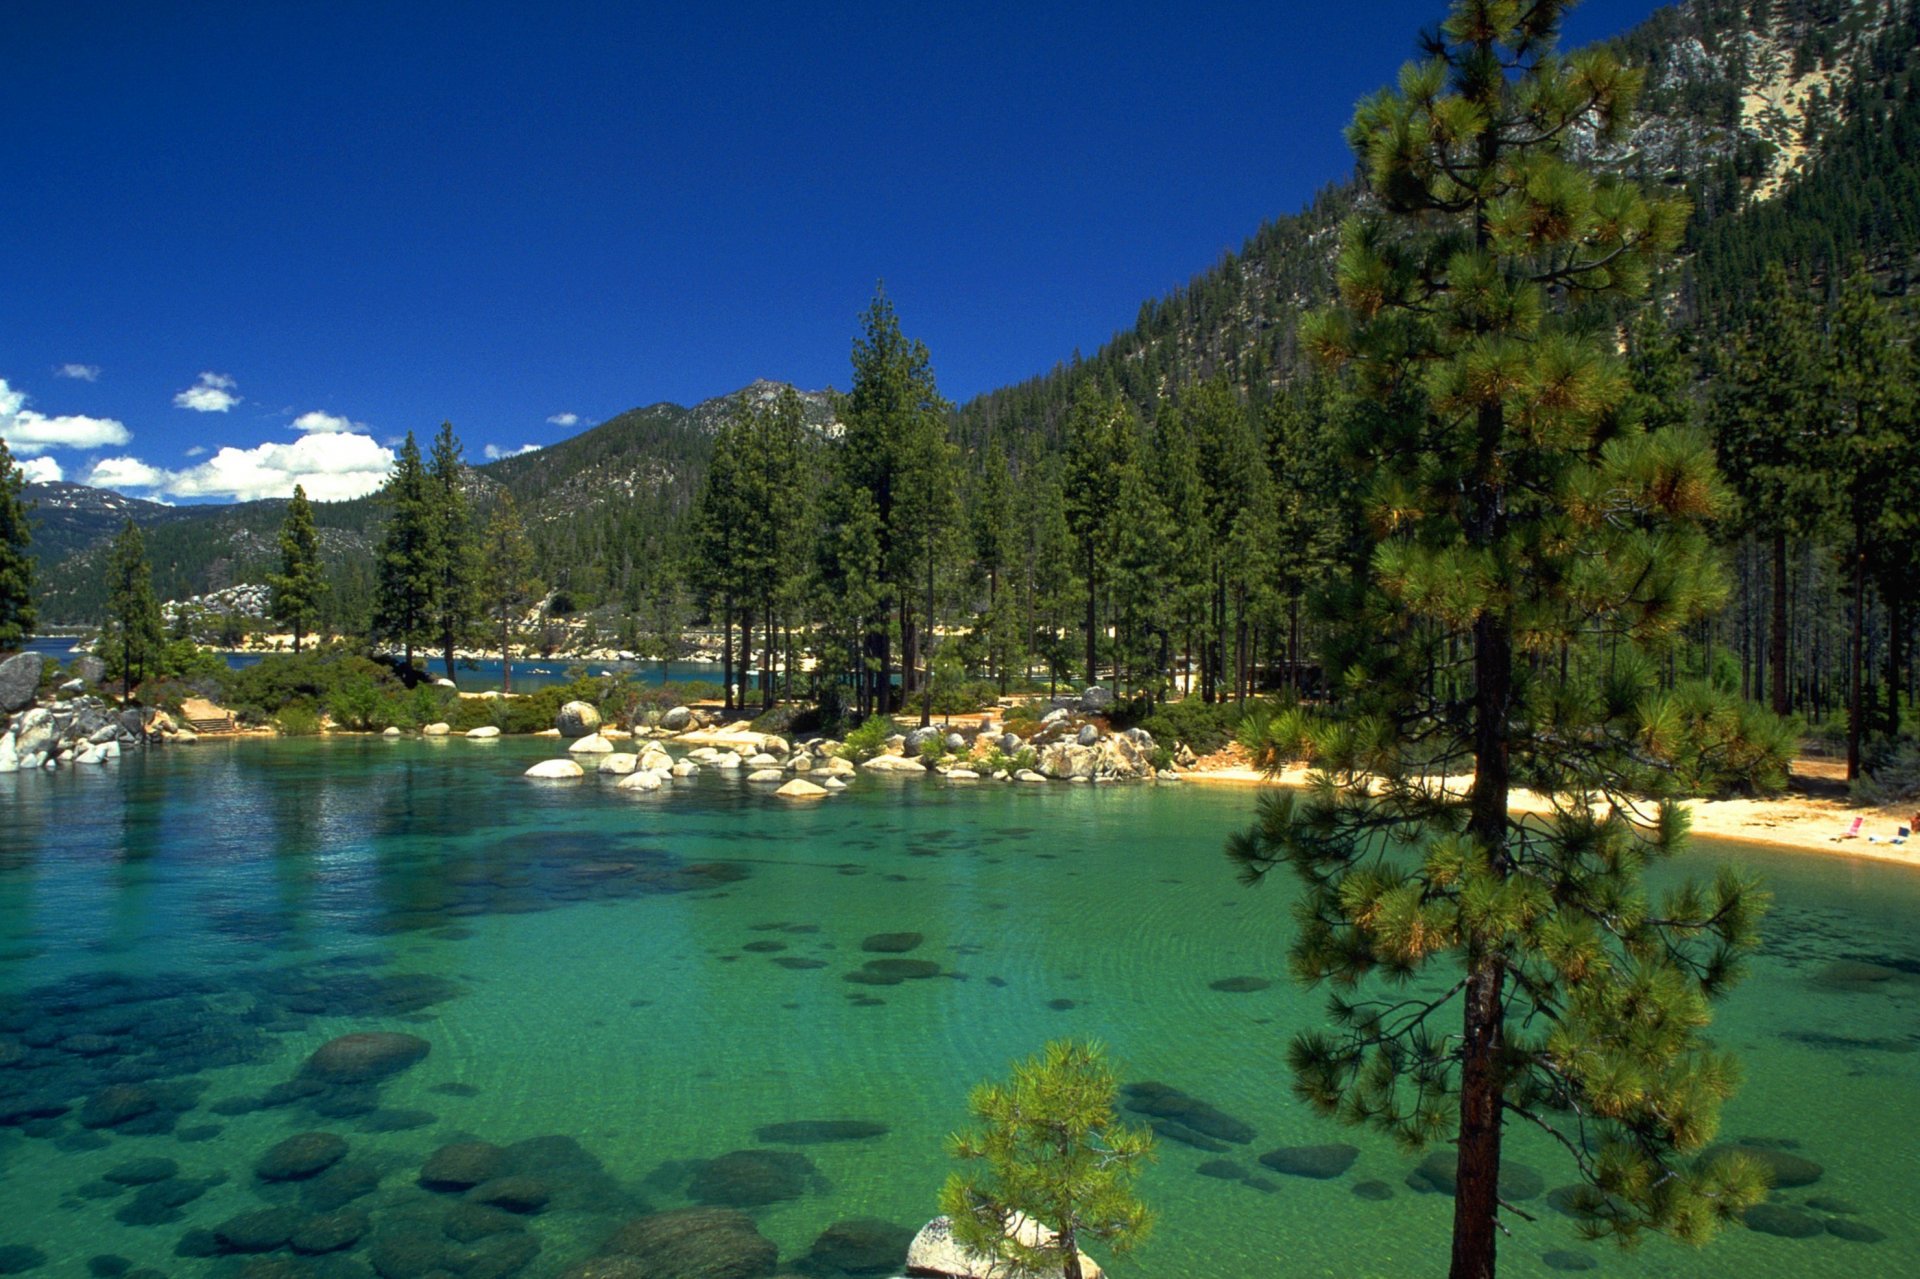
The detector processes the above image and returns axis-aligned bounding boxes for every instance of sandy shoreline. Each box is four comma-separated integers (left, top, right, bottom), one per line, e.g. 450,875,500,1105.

1178,762,1920,868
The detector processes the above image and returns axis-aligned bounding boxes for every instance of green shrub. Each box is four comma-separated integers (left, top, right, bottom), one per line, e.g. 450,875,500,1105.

221,650,401,723
325,677,386,731
840,714,896,762
982,745,1037,774
918,735,947,765
1853,737,1920,805
276,704,322,736
1136,697,1250,756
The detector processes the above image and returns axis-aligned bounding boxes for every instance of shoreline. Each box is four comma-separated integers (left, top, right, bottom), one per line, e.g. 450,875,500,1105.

1177,762,1920,868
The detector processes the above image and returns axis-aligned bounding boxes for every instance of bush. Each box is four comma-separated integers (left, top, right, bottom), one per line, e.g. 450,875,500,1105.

1854,737,1920,805
1135,697,1251,756
840,714,896,762
982,744,1038,774
221,650,401,723
276,705,322,736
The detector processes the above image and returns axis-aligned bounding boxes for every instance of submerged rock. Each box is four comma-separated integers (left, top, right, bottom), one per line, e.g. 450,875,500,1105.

752,1119,889,1145
1258,1143,1359,1180
256,1132,348,1181
860,932,924,953
597,1207,778,1279
301,1032,431,1085
686,1149,817,1207
1120,1082,1254,1144
802,1217,915,1276
1744,1203,1824,1238
420,1141,508,1191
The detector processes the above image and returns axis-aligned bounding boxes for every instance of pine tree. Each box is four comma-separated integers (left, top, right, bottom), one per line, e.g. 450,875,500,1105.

940,1040,1155,1279
1826,263,1911,775
0,437,35,650
1233,5,1767,1276
1061,386,1133,689
476,492,538,693
372,432,441,672
269,483,327,655
838,285,951,713
104,519,164,699
428,422,476,684
1710,264,1823,717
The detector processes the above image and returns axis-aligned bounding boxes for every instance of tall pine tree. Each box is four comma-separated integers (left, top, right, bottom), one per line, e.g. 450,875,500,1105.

373,432,440,672
0,438,34,650
428,422,476,684
104,519,164,699
269,483,327,655
476,492,538,694
1233,4,1766,1275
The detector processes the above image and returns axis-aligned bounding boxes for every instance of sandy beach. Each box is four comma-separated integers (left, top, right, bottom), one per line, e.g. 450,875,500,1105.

1179,757,1920,868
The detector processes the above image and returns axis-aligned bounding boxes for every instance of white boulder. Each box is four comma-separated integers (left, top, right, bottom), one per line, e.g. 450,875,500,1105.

466,726,501,739
524,759,585,780
598,753,639,775
568,733,614,755
774,778,828,800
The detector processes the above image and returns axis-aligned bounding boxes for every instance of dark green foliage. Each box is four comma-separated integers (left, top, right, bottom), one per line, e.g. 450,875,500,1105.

428,423,477,683
1642,681,1798,796
1234,5,1769,1276
269,484,327,654
1130,697,1249,757
0,437,34,648
218,650,403,725
476,491,538,693
373,432,439,668
103,520,164,698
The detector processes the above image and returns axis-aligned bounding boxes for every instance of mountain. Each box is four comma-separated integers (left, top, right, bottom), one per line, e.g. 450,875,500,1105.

956,0,1916,452
25,382,837,623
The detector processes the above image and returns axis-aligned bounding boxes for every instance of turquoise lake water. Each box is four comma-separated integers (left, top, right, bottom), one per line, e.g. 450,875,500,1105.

1,737,1915,1278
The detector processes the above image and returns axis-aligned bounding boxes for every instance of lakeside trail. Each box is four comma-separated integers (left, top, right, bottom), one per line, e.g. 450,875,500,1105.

1180,749,1920,869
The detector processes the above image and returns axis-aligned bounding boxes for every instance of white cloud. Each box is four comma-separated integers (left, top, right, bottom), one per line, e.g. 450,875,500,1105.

546,412,579,427
291,410,362,434
173,371,240,412
184,445,208,457
483,442,542,460
0,377,132,455
55,363,101,382
18,456,63,483
86,431,397,503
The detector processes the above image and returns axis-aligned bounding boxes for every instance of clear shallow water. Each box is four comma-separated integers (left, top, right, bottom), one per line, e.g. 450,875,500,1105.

0,739,1915,1279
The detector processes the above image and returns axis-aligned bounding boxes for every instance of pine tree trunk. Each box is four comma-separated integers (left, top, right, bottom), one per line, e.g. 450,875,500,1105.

721,598,735,716
444,632,457,686
1084,541,1098,690
1886,586,1902,738
501,615,513,694
921,534,937,728
763,599,775,714
1770,531,1789,717
1848,531,1865,781
1451,385,1512,1279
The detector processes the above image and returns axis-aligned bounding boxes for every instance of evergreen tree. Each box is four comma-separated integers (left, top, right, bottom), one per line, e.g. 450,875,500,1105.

1826,263,1912,774
837,286,951,713
372,432,440,672
1710,264,1823,717
1234,5,1767,1276
476,492,538,693
104,519,164,699
268,483,327,655
1061,386,1133,688
0,438,35,650
940,1040,1155,1279
428,422,476,684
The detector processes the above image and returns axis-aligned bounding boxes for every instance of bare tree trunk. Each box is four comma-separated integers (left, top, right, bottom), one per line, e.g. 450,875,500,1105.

721,597,735,717
1849,532,1866,781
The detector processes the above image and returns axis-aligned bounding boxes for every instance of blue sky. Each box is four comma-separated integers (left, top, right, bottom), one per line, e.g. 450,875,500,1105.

1,0,1664,503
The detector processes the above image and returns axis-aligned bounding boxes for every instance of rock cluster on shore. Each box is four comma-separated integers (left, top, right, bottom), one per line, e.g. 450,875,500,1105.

520,685,1189,794
0,651,192,774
